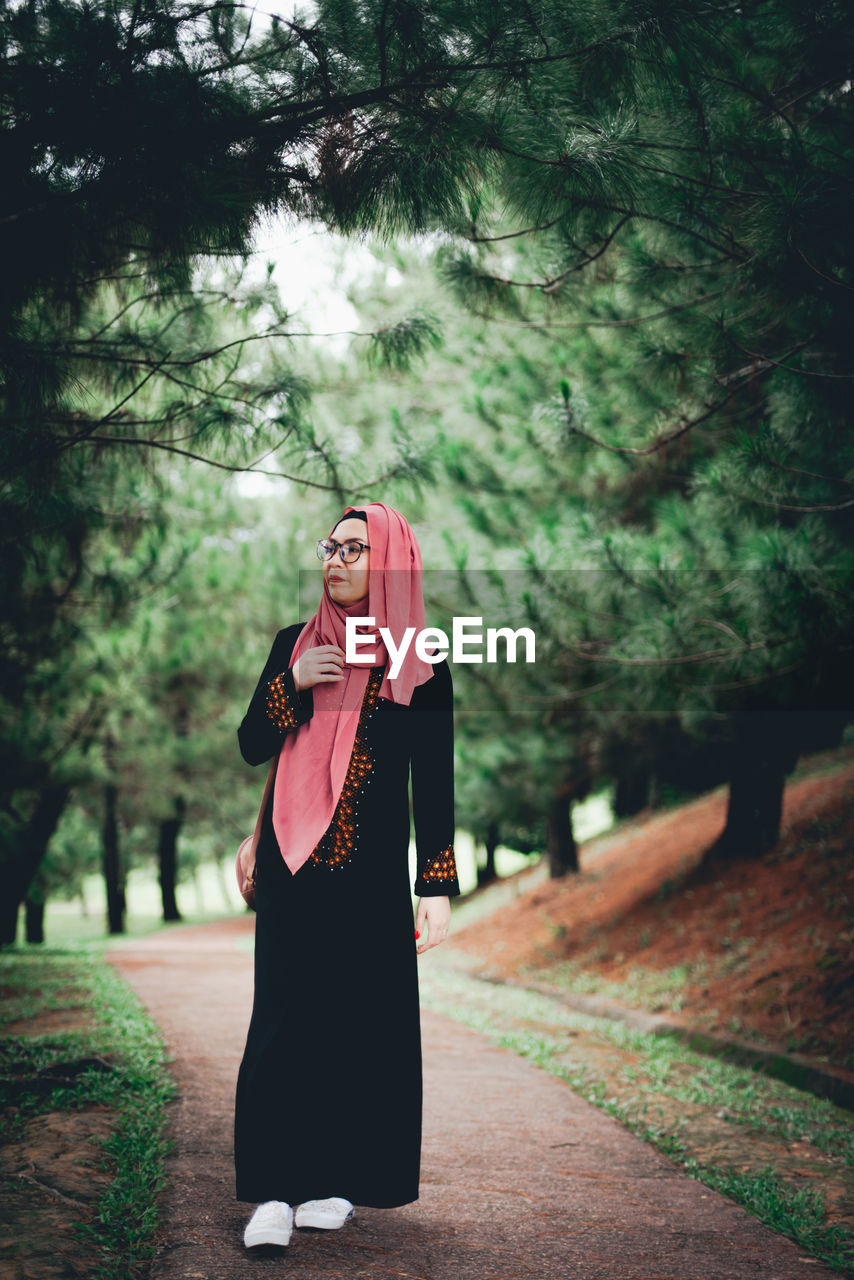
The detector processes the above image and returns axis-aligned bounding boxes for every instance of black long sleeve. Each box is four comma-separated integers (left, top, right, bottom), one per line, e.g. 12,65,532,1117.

237,624,314,767
410,659,459,898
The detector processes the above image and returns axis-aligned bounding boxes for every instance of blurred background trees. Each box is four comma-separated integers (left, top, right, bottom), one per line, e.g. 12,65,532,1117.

2,0,851,942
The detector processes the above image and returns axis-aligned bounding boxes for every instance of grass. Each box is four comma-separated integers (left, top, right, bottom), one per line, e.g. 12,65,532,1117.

419,959,854,1276
685,1162,853,1268
527,956,711,1014
0,970,89,1024
0,950,174,1280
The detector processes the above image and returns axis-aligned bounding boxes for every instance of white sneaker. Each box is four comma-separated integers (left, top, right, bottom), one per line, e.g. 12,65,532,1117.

294,1197,355,1229
243,1200,294,1247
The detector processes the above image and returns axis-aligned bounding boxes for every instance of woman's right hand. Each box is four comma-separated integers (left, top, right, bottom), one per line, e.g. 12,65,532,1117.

292,644,345,691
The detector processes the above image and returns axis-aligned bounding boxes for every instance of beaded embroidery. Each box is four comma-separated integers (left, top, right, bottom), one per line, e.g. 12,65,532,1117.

265,671,300,732
307,666,385,871
421,845,457,884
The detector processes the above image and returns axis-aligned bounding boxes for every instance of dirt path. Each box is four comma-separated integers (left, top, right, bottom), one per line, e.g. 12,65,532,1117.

108,917,841,1280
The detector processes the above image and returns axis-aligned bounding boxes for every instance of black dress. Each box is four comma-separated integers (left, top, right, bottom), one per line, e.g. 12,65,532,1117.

234,623,459,1208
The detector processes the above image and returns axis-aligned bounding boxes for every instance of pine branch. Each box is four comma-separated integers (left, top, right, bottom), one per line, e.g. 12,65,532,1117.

473,156,751,261
571,634,796,666
722,331,852,380
795,248,854,293
464,287,725,328
247,23,650,135
463,216,565,242
732,493,854,514
765,458,854,491
65,330,294,368
560,371,767,456
51,433,415,493
53,354,175,454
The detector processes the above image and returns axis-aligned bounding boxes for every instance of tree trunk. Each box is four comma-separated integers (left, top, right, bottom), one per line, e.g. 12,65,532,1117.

0,783,71,948
158,795,185,922
102,782,126,935
546,790,578,878
477,822,499,887
0,898,20,949
709,710,797,861
718,757,785,858
24,897,45,944
613,766,649,818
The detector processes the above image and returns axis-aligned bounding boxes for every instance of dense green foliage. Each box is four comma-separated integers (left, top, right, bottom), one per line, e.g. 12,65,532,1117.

2,0,852,939
4,0,592,936
377,0,854,862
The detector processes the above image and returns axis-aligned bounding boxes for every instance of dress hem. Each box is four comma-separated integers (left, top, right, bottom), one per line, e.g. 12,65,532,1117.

235,1187,420,1209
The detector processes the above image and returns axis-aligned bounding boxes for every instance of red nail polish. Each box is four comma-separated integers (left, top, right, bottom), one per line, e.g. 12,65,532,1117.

414,930,420,939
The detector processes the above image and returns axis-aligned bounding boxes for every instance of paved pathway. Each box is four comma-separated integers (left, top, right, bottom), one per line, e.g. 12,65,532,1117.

108,917,839,1280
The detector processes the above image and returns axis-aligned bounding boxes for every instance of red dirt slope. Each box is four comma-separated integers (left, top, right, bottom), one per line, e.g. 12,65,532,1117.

453,753,854,1067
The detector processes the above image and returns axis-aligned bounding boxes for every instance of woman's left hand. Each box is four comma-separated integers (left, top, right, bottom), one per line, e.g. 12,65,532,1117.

415,896,451,954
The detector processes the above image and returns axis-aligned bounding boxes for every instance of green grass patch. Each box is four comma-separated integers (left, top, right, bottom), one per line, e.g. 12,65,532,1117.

0,951,175,1280
526,957,711,1014
0,971,88,1025
684,1162,853,1274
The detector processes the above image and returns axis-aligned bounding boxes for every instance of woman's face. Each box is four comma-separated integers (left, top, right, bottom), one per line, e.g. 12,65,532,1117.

323,517,371,608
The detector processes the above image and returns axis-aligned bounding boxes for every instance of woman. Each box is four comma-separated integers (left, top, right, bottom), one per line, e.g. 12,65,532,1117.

234,501,459,1249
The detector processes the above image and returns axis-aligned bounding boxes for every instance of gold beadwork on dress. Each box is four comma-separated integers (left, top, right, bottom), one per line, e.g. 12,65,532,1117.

265,671,300,731
308,666,385,871
421,845,457,883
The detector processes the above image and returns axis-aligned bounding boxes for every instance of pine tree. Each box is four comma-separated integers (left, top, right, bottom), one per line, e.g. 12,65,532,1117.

8,1,645,939
437,0,854,858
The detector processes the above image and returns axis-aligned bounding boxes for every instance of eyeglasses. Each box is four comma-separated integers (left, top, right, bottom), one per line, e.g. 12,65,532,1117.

316,538,371,565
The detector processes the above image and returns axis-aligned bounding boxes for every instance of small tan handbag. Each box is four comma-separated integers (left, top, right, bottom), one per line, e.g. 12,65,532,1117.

235,757,278,911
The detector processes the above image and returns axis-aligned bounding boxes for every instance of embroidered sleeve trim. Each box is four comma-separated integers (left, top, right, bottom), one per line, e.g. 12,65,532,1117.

420,845,457,883
265,671,300,732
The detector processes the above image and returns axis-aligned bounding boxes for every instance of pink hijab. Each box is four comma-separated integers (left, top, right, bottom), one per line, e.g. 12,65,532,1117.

272,502,435,876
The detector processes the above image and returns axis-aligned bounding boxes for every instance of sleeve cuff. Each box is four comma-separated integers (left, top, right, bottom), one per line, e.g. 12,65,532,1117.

414,845,460,897
265,667,312,733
